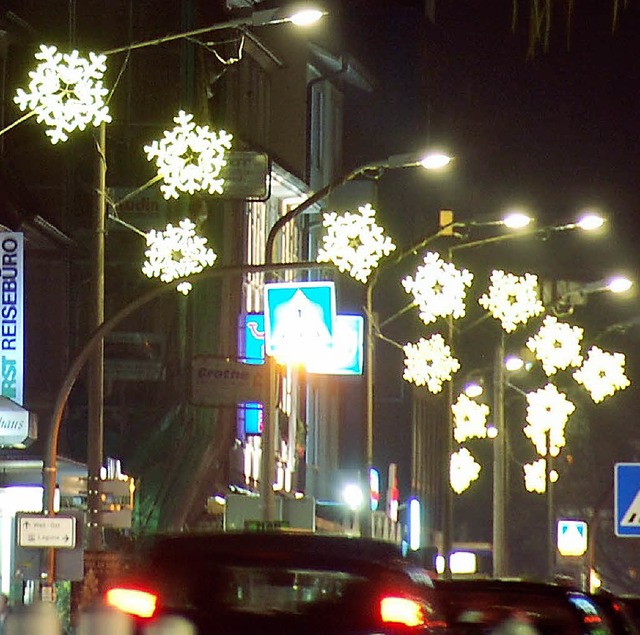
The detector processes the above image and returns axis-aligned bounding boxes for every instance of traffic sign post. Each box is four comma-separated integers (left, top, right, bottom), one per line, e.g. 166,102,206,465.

614,463,640,537
17,513,76,549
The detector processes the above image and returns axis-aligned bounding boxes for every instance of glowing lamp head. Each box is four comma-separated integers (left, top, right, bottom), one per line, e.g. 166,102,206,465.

502,212,532,229
607,276,632,294
288,8,325,25
419,152,452,170
576,213,604,231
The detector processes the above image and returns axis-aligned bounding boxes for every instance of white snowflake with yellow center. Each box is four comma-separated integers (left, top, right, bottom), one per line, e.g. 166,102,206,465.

144,110,233,200
14,44,112,144
523,459,559,494
402,252,473,325
478,270,544,333
526,315,584,376
402,334,460,393
142,218,217,295
316,204,396,283
573,346,631,403
452,393,490,443
523,383,575,457
450,447,481,494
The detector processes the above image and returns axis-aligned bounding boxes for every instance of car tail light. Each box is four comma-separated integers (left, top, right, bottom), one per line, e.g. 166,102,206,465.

105,587,158,618
380,596,425,627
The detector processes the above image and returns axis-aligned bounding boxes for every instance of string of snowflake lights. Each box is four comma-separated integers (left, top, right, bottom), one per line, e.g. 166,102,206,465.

523,459,559,493
450,447,482,494
144,110,233,200
402,252,473,325
523,383,575,457
573,345,630,403
452,393,490,443
13,44,112,144
478,270,544,332
316,204,396,283
526,315,584,375
402,334,460,393
142,218,217,295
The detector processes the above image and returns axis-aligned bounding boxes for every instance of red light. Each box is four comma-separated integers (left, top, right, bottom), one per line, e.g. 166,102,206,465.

584,615,603,625
380,596,425,627
105,587,158,618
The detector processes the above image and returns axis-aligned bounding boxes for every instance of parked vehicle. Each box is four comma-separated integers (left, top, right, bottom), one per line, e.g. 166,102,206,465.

591,592,640,635
435,577,616,634
105,530,448,634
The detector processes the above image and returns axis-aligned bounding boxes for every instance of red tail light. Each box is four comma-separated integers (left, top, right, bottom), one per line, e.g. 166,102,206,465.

105,587,158,618
380,596,426,627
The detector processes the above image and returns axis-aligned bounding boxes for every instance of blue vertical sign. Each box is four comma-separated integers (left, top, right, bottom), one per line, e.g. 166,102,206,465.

615,463,640,537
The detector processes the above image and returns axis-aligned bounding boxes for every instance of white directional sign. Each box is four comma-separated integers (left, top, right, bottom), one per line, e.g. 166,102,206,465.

557,519,588,556
18,514,76,549
615,463,640,537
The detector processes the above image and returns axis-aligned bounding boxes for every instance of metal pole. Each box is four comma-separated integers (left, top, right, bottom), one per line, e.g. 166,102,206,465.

362,280,375,538
492,334,506,576
442,288,454,577
547,434,556,580
87,122,107,551
261,355,278,522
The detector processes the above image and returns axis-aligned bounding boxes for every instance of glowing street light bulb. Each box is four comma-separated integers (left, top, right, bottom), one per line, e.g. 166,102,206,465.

504,355,524,372
576,213,604,231
502,212,532,229
343,484,364,511
419,152,452,170
607,276,633,294
288,9,325,25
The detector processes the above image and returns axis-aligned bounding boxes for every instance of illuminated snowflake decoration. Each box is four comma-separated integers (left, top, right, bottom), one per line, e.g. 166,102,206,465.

452,393,490,443
523,459,559,494
523,384,575,457
450,447,481,494
402,252,473,325
403,334,460,393
478,270,544,333
14,44,112,144
316,204,396,283
142,218,217,295
144,110,233,200
573,346,631,403
526,315,584,376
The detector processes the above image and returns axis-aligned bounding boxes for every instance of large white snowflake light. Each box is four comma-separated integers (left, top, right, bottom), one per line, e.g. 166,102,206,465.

402,252,473,325
523,459,558,494
142,218,217,295
403,334,460,393
316,204,396,283
450,447,482,494
526,315,584,376
452,393,490,443
478,270,544,333
523,383,575,456
14,44,112,144
573,346,631,403
144,110,233,200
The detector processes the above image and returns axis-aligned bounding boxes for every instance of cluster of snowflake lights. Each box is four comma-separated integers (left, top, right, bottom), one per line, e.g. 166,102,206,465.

573,346,630,403
452,393,490,443
402,334,460,394
478,270,544,332
142,218,217,295
144,110,233,200
402,252,474,324
14,44,112,144
526,316,584,375
316,204,396,283
450,447,482,494
523,459,559,494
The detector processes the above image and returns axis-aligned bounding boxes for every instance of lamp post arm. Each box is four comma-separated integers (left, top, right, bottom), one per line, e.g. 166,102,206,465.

265,161,390,264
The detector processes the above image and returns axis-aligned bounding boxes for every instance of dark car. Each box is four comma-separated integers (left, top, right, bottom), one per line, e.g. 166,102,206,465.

104,530,448,634
435,577,616,635
591,592,640,635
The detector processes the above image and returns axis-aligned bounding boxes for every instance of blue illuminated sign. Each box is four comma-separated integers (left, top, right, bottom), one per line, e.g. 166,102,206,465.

615,463,640,537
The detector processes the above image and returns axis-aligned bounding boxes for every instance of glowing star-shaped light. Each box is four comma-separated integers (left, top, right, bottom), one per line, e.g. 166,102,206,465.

478,270,544,333
144,110,233,200
450,447,482,494
526,315,584,376
402,252,473,325
316,204,396,283
523,459,559,493
142,218,217,295
452,393,490,443
573,346,631,403
523,383,575,457
403,334,460,393
13,44,112,144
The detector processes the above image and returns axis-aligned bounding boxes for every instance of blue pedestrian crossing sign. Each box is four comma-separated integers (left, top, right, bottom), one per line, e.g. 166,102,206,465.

614,463,640,537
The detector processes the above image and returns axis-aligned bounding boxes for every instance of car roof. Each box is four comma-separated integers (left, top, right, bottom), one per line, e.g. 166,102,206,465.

142,531,413,572
435,578,582,596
